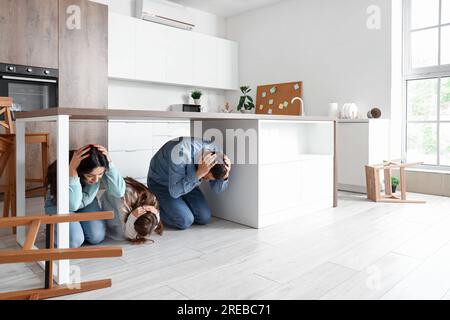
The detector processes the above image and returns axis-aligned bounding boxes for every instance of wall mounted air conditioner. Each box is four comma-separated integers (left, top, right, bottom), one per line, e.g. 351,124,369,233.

136,0,195,31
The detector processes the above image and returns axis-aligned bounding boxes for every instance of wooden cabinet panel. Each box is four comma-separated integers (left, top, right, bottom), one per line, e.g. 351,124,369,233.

58,0,108,108
0,0,58,68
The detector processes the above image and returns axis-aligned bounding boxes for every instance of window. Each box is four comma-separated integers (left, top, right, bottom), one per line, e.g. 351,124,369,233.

404,0,450,169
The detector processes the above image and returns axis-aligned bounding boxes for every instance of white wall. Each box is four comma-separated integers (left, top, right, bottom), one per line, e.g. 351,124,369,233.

91,0,229,111
226,0,392,118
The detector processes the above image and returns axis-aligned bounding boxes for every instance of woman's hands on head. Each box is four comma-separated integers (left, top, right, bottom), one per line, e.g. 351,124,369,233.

93,144,112,163
69,145,91,177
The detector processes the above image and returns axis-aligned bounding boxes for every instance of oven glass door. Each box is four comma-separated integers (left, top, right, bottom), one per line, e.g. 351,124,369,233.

0,76,58,111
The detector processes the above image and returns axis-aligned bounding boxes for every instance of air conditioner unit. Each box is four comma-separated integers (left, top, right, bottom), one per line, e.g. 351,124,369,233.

136,0,195,31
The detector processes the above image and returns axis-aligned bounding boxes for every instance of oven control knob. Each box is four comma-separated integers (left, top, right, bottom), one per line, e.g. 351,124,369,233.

26,68,33,73
44,70,50,75
7,66,14,71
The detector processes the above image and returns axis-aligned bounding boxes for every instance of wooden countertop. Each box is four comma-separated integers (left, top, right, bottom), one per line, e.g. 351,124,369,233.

15,108,335,122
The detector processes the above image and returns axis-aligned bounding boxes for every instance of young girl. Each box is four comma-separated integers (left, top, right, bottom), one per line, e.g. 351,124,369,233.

45,145,125,248
101,177,163,244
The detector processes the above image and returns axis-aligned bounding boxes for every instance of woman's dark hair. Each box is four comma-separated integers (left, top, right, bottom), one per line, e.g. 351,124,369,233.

46,146,110,204
123,177,163,245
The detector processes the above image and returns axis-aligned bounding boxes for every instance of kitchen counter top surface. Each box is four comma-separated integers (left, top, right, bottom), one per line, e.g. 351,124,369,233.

15,108,335,122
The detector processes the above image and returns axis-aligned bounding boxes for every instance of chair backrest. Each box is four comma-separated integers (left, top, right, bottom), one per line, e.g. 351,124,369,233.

0,97,14,134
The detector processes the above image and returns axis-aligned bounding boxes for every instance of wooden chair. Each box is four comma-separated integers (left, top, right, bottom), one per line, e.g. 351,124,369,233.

0,211,123,300
0,97,50,231
365,160,426,203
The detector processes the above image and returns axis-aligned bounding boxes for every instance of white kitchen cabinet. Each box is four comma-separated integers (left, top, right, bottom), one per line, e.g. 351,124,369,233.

108,120,190,181
337,119,391,193
108,121,154,151
200,119,336,228
110,150,154,180
193,33,218,88
165,27,194,86
108,12,136,79
217,39,239,90
108,13,238,90
135,19,167,83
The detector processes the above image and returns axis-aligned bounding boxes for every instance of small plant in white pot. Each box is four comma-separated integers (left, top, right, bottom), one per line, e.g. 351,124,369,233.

191,90,203,105
237,86,255,113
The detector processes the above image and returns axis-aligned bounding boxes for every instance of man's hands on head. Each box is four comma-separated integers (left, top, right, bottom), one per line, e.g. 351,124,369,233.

196,152,218,180
223,154,231,180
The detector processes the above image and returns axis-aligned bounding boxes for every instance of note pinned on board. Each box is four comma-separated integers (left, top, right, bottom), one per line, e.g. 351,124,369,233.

294,83,300,91
262,92,267,98
259,105,264,110
283,101,289,108
270,86,277,94
269,99,274,105
278,104,284,110
268,108,273,114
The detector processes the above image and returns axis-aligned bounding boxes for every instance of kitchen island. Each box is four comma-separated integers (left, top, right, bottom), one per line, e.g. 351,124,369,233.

15,108,337,284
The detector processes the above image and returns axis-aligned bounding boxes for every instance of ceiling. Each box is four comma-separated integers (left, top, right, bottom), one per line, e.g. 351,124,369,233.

170,0,286,18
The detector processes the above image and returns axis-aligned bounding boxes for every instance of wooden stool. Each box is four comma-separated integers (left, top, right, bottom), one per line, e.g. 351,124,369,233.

0,98,50,232
365,160,426,203
0,211,123,300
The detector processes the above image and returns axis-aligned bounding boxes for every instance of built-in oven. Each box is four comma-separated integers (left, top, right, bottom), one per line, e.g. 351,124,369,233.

0,63,58,112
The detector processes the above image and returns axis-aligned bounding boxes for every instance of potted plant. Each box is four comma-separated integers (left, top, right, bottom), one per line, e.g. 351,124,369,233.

391,176,400,193
191,90,203,105
237,86,255,113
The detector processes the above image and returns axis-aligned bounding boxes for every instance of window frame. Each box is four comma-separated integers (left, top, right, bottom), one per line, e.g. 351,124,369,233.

402,0,450,171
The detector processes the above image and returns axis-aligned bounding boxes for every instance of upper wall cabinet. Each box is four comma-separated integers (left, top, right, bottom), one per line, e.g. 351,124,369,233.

109,13,136,80
0,0,58,69
109,12,238,91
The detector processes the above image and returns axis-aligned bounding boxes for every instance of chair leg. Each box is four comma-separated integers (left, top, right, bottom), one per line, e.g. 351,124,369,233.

3,188,10,218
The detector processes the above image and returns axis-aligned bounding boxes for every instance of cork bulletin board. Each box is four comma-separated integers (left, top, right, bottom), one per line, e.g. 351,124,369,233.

256,81,303,116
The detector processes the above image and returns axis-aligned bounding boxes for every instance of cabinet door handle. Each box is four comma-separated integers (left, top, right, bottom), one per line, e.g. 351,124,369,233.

2,75,57,83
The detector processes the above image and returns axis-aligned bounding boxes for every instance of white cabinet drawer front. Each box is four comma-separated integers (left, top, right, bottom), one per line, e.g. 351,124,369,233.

110,150,153,179
152,135,174,151
168,122,190,138
108,122,153,151
260,162,302,215
152,122,190,136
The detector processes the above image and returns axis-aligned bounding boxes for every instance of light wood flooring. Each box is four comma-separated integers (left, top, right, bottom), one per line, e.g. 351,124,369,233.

1,192,450,300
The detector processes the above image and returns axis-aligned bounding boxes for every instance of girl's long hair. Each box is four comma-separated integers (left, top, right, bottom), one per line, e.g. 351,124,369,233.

46,146,110,204
123,177,163,244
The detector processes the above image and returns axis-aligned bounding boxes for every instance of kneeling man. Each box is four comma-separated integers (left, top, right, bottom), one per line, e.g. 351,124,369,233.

147,137,231,230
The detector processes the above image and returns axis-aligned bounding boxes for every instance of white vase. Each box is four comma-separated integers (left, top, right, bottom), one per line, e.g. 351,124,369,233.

194,99,201,105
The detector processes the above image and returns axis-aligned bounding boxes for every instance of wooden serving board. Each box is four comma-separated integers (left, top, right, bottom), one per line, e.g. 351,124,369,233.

256,81,303,116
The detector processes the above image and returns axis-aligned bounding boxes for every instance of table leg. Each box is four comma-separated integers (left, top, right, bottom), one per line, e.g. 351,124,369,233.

15,121,26,244
56,115,70,285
